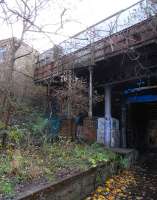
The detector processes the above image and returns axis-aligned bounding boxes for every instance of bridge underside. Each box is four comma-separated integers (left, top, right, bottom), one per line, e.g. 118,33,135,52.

75,42,157,86
74,41,157,150
34,14,157,149
35,38,157,150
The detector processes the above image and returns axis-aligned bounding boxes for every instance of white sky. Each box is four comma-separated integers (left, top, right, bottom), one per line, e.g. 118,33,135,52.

0,0,140,52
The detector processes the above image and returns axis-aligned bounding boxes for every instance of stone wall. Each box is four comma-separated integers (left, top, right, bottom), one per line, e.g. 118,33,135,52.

59,118,97,142
60,119,76,140
16,163,118,200
16,149,138,200
83,118,97,142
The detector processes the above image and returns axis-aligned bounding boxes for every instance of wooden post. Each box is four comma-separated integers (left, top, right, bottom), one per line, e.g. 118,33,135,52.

88,66,93,118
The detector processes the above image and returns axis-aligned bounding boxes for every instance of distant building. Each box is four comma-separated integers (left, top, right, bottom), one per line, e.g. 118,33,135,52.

0,37,38,99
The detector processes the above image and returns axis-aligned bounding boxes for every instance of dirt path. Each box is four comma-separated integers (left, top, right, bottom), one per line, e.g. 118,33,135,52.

85,152,157,200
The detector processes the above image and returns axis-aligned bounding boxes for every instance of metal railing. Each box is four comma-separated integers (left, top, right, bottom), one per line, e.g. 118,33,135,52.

36,0,156,67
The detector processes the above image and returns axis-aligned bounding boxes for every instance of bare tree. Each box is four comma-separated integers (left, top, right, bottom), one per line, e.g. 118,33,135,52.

0,0,88,145
0,0,54,146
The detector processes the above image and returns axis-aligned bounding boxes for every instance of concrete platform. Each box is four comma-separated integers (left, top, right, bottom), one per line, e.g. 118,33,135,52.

109,148,137,155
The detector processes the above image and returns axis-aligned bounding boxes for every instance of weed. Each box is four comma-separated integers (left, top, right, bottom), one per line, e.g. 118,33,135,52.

118,156,129,169
0,180,14,198
0,139,125,199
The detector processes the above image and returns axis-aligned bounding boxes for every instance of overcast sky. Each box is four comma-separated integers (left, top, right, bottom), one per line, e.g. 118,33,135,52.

0,0,140,52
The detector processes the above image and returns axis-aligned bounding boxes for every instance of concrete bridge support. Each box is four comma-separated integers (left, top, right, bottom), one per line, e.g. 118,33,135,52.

104,85,112,147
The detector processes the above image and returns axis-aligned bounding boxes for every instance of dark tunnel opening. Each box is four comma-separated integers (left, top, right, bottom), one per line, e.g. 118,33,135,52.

127,102,157,152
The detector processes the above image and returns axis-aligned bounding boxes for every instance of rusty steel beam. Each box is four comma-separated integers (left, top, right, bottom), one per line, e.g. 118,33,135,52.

34,15,157,83
96,71,157,87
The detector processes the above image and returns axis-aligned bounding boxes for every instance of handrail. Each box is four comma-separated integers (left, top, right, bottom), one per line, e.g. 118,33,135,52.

37,0,156,66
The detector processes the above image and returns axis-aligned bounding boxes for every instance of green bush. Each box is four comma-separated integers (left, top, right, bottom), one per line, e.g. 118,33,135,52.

0,121,6,129
0,180,14,197
31,117,48,134
118,156,129,169
9,127,24,145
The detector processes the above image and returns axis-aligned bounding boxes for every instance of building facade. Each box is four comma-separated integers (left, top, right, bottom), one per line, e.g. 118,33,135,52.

0,37,38,100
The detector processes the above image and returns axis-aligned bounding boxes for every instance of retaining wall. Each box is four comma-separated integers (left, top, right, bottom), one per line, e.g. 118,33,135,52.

16,149,138,200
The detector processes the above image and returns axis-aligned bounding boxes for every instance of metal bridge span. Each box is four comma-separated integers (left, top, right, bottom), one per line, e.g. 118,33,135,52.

34,0,157,83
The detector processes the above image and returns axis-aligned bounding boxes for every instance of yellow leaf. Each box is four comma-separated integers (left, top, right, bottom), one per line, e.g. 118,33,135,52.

136,197,143,200
96,186,104,193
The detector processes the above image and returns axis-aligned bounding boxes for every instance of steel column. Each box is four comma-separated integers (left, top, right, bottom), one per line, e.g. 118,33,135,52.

88,66,93,118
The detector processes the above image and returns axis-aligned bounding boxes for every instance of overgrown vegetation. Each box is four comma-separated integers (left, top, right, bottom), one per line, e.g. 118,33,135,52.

0,104,129,199
0,123,125,199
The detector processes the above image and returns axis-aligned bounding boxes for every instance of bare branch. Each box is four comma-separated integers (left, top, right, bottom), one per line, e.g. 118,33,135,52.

14,49,33,60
